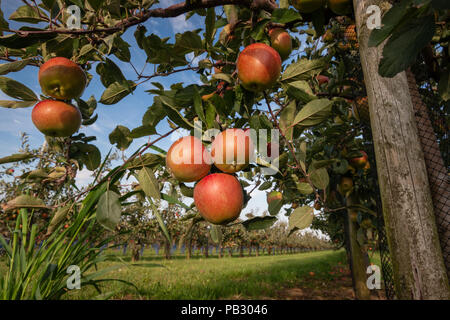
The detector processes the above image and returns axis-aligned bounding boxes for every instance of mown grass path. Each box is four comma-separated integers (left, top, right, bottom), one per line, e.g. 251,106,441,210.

65,249,364,300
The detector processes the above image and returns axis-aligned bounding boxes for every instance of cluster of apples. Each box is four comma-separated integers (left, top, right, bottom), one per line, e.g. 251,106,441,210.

32,57,86,137
292,0,353,16
338,150,370,196
166,128,254,225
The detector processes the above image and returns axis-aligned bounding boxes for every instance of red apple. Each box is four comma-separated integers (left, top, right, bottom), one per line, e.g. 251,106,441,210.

193,173,244,225
349,151,368,169
237,43,281,92
38,57,86,100
268,28,293,60
211,128,254,173
316,74,330,85
166,136,211,182
32,100,82,137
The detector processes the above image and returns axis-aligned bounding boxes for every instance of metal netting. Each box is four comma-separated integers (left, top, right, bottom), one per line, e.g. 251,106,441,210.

406,70,450,281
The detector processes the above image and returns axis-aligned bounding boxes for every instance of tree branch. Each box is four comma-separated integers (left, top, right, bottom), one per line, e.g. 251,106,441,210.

5,0,277,37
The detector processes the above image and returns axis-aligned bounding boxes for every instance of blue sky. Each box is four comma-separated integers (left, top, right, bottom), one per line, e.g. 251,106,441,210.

0,0,313,222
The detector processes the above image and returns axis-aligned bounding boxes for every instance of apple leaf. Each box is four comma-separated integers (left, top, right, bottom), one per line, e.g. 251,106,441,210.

289,206,314,234
100,81,135,105
4,195,49,212
129,125,156,139
309,167,329,190
0,58,32,75
296,182,314,195
97,191,122,231
281,58,327,81
271,8,301,24
291,99,333,128
138,167,161,200
279,100,296,141
268,198,283,216
209,224,222,244
109,125,133,151
242,216,277,231
9,5,48,24
46,205,71,235
179,183,194,197
0,76,37,101
0,153,34,164
378,14,435,78
285,81,316,103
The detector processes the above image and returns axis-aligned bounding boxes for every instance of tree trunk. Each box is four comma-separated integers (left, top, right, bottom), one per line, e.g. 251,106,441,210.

239,245,244,257
353,0,450,299
164,239,171,260
347,195,371,300
256,246,259,256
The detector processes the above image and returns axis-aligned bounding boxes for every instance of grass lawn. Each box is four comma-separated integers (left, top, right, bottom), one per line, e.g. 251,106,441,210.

63,249,350,300
1,249,385,300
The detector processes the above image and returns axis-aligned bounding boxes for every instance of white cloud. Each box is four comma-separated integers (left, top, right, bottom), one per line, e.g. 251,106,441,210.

75,168,94,187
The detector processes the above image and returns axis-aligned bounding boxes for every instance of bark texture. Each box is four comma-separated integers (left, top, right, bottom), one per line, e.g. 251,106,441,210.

353,0,450,299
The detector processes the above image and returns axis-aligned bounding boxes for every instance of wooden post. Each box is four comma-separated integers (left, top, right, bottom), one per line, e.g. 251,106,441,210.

353,0,450,299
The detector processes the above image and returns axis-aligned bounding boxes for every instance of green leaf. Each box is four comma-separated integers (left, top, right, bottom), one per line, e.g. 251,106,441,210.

205,8,215,46
289,206,314,233
292,99,332,127
161,193,191,211
0,100,36,109
193,86,206,123
97,191,121,231
160,96,194,129
296,182,314,195
0,152,34,164
309,167,329,190
129,125,156,139
9,5,48,23
46,205,71,235
109,125,133,151
438,69,449,101
368,0,415,47
209,224,222,244
0,76,37,101
271,8,301,24
138,167,161,200
42,0,57,9
175,31,203,53
281,59,327,81
0,28,57,49
258,181,272,191
279,100,296,141
179,183,194,197
100,81,135,105
285,80,316,103
81,144,101,171
87,0,104,11
0,58,31,75
5,195,48,211
379,14,435,78
242,216,277,231
268,199,283,216
96,58,127,87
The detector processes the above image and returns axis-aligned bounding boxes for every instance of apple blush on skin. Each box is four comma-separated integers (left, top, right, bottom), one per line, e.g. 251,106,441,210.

269,28,293,61
31,100,82,137
237,43,282,93
166,136,212,183
193,173,244,225
210,128,255,174
38,57,87,100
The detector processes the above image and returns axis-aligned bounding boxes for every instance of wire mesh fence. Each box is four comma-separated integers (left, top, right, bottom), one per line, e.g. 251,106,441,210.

407,70,450,281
